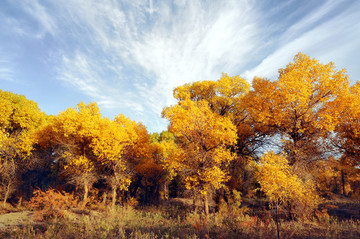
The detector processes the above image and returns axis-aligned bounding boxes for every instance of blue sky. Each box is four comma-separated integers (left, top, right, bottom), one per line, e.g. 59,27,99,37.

1,0,359,133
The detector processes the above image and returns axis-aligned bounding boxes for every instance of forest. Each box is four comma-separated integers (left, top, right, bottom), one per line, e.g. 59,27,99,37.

0,53,359,238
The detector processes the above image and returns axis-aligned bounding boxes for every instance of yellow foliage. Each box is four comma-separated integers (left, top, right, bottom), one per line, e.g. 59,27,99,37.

171,74,262,197
163,99,237,195
151,138,182,180
0,90,47,204
39,102,135,174
335,82,360,166
173,73,249,119
244,53,349,167
0,90,46,159
37,102,140,202
123,122,151,161
246,53,348,135
256,152,321,218
134,157,164,189
316,156,360,197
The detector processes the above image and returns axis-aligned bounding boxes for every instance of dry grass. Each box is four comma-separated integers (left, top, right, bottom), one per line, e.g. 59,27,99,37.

28,188,79,221
0,199,359,238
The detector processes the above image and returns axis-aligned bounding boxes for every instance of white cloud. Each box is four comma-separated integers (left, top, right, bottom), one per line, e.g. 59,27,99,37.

0,50,14,82
243,0,360,82
280,0,339,43
21,0,58,37
52,0,260,132
127,1,259,121
12,0,358,132
0,65,13,82
58,52,145,113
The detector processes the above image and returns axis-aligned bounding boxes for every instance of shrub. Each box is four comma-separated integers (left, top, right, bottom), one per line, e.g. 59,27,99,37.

28,188,78,221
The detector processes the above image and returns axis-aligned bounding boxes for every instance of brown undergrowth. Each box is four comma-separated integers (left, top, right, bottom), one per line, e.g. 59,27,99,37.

28,188,78,221
0,197,359,238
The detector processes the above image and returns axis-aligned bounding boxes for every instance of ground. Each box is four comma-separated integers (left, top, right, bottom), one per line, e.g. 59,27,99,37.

0,211,35,229
0,198,359,238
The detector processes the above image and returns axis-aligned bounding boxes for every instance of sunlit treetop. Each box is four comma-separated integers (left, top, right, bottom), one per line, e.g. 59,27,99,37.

0,90,46,134
245,53,350,136
0,90,46,158
163,99,237,149
277,53,349,131
122,122,152,161
40,102,141,171
173,73,250,118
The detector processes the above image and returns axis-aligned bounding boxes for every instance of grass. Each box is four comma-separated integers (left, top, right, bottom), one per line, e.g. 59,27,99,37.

0,200,359,238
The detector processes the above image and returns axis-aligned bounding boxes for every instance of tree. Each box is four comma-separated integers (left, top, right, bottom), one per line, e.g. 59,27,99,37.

333,82,360,167
315,156,359,197
256,151,320,238
150,131,181,201
328,82,360,198
131,128,169,204
173,73,249,119
173,74,267,197
94,114,137,206
38,102,101,202
104,119,165,206
162,99,237,215
245,53,349,175
0,90,46,205
0,159,16,206
38,102,136,205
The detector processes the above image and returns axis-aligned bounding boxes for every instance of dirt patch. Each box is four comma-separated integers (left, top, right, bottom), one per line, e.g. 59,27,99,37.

0,211,35,228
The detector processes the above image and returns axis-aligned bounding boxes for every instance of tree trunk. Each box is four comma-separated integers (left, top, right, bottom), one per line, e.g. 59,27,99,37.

204,193,209,216
215,188,225,212
3,188,9,207
341,170,346,196
83,183,89,203
112,187,117,207
288,202,293,220
276,201,280,239
3,183,11,207
160,180,168,201
102,192,107,205
154,184,160,205
193,193,198,213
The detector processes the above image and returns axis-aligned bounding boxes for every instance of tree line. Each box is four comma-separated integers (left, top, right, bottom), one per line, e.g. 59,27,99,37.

1,53,359,219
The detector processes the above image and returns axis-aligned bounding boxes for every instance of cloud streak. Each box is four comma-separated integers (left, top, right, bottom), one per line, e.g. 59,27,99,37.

49,0,261,131
0,64,13,82
244,0,360,81
0,49,14,82
20,0,58,38
4,0,359,132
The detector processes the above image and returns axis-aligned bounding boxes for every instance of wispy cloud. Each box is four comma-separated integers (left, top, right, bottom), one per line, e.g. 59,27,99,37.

52,0,260,131
0,50,14,82
0,65,13,82
8,0,359,132
58,52,144,112
243,0,360,81
20,0,58,38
